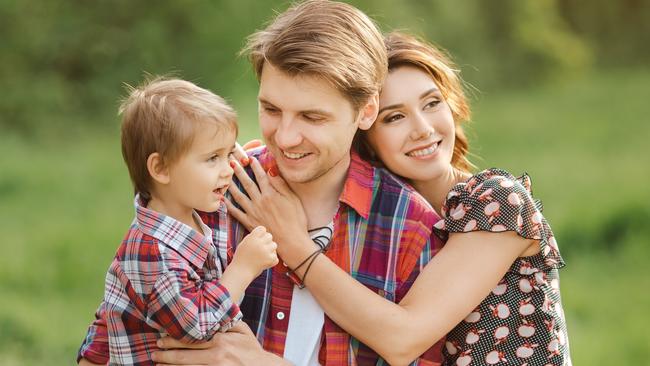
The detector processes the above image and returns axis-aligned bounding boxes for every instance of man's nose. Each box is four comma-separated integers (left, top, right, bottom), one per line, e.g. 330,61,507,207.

274,116,303,148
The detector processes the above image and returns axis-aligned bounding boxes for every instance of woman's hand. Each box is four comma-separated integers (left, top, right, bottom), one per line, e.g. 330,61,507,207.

226,157,311,260
151,322,291,366
231,140,264,167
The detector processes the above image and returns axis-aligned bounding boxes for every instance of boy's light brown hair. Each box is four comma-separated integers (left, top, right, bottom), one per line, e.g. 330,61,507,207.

119,77,237,200
242,0,387,111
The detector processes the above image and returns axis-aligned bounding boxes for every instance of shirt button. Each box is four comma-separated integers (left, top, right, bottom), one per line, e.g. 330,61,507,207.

276,311,285,320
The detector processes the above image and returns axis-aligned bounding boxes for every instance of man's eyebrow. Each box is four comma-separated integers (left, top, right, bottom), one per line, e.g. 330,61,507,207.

301,108,332,117
258,97,274,105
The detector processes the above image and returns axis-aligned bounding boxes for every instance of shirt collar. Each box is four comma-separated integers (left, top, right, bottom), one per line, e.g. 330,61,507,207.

252,147,375,220
134,195,213,268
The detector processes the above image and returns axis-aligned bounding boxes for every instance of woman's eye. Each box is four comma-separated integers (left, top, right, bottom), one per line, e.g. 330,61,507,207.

424,100,440,109
385,113,404,123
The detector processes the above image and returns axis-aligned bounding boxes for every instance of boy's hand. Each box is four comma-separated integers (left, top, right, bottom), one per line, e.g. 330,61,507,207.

233,226,279,277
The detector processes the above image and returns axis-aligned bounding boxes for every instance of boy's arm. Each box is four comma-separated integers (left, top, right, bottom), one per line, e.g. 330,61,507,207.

77,301,110,365
145,225,276,342
144,249,243,343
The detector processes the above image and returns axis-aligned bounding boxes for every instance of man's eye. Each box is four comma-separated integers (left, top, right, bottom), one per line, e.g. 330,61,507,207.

303,114,323,122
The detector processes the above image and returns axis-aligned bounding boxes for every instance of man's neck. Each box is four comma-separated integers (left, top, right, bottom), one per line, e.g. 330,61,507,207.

286,154,350,229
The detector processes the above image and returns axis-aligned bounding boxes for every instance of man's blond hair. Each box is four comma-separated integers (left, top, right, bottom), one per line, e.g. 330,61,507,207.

243,0,387,110
119,77,237,200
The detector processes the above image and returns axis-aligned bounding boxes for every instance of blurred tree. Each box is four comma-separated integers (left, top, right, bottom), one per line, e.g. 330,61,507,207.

558,0,650,68
7,0,640,137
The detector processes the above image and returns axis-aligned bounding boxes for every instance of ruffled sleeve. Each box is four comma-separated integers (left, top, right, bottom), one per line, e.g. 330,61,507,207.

433,168,564,269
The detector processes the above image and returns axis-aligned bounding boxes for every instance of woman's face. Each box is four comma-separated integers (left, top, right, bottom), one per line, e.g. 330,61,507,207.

367,65,456,183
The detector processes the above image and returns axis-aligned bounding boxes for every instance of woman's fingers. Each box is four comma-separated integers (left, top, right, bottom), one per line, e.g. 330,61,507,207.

242,139,263,151
230,160,261,201
224,198,255,231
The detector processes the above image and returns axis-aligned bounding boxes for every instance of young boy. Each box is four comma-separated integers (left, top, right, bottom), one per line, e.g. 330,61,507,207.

101,77,278,365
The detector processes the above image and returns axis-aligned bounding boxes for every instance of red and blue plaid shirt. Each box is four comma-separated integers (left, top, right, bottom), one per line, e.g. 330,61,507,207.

83,196,241,365
78,149,445,365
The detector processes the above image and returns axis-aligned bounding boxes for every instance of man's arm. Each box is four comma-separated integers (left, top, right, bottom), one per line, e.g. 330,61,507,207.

152,322,293,366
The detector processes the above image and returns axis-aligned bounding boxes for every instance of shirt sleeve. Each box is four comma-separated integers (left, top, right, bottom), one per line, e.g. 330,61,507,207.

77,301,110,365
394,209,446,366
142,246,243,343
433,169,565,270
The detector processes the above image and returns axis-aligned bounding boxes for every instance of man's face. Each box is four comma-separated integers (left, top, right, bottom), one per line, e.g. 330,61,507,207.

257,63,364,185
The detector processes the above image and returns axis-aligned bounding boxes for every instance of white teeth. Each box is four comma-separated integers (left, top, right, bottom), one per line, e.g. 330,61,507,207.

408,142,439,157
283,151,309,159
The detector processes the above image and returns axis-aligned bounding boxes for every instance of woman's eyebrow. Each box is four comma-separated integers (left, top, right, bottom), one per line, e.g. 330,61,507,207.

378,103,404,115
420,87,440,99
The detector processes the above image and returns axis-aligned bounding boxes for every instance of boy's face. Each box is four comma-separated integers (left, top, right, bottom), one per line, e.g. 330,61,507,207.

167,122,236,213
257,63,369,186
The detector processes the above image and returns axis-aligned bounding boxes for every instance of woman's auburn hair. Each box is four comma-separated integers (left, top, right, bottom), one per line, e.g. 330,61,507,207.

356,32,474,173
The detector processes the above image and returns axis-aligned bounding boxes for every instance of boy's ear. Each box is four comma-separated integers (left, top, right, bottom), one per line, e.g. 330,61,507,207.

357,93,379,131
147,153,170,185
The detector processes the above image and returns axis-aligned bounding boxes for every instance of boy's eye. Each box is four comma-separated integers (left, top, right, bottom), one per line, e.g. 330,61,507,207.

208,154,219,162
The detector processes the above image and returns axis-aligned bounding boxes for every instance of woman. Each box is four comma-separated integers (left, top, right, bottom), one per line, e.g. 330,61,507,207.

225,32,571,366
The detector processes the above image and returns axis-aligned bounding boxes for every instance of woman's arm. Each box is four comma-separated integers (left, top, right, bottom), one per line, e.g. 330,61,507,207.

226,160,534,365
300,231,532,365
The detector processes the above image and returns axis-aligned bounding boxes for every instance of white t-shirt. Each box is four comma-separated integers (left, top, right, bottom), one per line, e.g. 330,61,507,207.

283,224,333,366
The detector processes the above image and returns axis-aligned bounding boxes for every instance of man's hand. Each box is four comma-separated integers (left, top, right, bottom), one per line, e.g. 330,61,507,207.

151,322,291,365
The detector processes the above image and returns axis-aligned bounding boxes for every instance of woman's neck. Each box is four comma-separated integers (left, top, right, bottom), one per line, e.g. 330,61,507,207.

411,167,471,215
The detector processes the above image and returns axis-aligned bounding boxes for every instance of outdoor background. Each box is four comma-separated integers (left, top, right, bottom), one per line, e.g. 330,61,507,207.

1,1,648,365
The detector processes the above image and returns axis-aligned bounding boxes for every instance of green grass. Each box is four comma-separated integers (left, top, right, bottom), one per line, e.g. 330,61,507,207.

0,69,648,365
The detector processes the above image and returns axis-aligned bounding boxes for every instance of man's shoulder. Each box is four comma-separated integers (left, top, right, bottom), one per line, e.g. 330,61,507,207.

372,167,437,219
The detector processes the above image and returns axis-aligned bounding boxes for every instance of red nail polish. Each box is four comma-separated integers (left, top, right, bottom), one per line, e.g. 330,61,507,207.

268,166,278,177
229,160,236,168
240,157,250,166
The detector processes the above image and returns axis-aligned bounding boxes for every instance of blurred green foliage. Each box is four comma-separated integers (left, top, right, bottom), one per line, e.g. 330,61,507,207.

1,1,649,365
3,0,648,136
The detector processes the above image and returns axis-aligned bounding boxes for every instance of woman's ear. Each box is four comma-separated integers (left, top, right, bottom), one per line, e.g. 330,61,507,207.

147,152,171,185
358,93,379,131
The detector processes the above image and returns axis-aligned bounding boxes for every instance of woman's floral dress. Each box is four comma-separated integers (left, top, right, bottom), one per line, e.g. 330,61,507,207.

433,169,571,366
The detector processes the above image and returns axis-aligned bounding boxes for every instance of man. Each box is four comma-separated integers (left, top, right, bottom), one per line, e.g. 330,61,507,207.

78,1,443,365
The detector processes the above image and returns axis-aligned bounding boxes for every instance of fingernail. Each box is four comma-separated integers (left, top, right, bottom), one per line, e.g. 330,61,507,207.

240,157,250,166
229,160,236,168
268,166,278,177
157,339,163,347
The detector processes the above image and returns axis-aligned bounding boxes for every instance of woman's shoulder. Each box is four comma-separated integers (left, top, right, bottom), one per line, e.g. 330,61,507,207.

434,167,565,269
